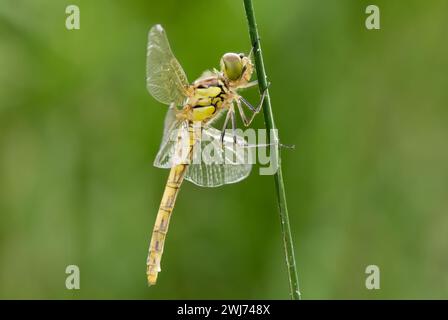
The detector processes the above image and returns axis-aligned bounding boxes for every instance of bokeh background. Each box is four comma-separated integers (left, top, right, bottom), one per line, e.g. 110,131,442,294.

1,0,447,299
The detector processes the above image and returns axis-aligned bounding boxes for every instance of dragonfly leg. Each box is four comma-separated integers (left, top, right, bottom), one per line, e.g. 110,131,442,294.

220,105,238,146
238,80,258,90
236,98,250,127
231,107,237,145
238,83,269,127
220,107,232,144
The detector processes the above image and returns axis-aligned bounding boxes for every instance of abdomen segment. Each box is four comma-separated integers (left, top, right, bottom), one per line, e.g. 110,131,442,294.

147,163,188,285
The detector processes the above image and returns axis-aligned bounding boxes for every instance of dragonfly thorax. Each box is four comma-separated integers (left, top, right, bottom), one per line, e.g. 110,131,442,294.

183,53,253,123
187,77,230,122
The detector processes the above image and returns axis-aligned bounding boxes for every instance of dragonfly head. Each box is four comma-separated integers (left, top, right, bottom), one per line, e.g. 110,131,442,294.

220,52,252,82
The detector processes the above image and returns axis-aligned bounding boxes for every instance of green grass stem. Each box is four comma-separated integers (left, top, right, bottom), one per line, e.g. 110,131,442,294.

243,0,302,300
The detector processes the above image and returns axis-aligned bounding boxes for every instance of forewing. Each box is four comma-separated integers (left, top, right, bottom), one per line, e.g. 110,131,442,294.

146,24,189,106
185,127,252,187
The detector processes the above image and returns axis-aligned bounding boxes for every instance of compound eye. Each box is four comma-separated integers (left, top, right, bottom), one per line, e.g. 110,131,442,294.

221,53,244,81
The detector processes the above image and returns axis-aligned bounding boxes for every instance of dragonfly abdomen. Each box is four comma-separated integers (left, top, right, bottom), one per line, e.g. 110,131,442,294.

147,163,188,285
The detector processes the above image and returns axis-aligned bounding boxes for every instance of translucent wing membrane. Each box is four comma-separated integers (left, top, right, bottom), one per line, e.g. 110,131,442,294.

153,112,190,168
185,126,252,187
146,24,189,106
161,103,179,145
154,109,253,187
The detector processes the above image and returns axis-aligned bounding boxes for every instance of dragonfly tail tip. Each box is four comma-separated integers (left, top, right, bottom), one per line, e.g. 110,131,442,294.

147,273,158,287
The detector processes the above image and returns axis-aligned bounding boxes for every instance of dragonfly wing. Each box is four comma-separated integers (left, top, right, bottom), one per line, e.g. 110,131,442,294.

161,103,178,143
195,69,218,82
147,24,189,106
153,115,190,169
185,126,252,187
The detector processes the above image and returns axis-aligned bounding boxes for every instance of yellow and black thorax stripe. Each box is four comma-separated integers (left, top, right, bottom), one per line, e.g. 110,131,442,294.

189,78,229,122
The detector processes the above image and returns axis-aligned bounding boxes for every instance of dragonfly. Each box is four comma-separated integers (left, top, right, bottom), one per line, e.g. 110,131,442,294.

145,24,268,285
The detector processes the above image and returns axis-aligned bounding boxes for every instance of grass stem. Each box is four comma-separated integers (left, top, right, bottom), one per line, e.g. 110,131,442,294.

243,0,302,300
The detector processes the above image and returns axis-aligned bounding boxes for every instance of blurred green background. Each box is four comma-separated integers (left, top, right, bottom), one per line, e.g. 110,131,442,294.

1,0,447,299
